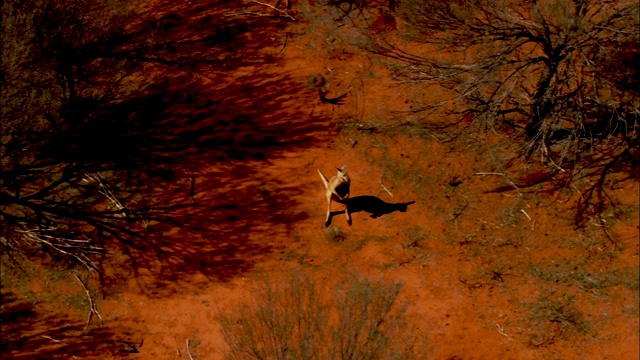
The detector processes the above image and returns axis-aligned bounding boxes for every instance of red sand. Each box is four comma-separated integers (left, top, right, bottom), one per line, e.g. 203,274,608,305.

2,1,638,359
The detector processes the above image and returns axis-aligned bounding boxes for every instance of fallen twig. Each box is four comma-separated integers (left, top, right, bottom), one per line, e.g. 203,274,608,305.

41,335,64,343
541,144,566,172
474,172,521,192
20,229,101,273
84,172,131,218
570,183,584,200
379,177,393,197
596,214,621,250
474,172,506,176
451,202,469,221
226,0,296,20
251,0,296,20
278,32,288,54
74,274,103,333
186,339,195,360
495,323,511,339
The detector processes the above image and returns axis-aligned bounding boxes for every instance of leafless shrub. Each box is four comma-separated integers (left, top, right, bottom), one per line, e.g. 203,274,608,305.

219,271,426,359
363,0,639,221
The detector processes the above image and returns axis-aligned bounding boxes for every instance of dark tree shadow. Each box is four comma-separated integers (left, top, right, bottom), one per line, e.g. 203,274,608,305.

90,57,331,295
1,291,138,359
3,0,330,295
325,195,415,227
78,2,335,294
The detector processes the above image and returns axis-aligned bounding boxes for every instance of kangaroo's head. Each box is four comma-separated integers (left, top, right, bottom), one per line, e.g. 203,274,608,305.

336,165,350,183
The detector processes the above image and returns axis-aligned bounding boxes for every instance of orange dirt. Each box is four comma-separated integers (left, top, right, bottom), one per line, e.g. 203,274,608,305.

2,1,638,359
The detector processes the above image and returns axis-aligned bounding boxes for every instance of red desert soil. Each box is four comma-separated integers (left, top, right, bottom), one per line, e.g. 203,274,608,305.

2,1,638,359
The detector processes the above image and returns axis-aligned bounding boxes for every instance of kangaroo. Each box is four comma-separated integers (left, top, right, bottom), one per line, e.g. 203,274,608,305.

317,165,351,227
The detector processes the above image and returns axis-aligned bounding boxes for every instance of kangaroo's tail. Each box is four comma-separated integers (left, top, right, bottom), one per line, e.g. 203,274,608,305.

317,169,330,188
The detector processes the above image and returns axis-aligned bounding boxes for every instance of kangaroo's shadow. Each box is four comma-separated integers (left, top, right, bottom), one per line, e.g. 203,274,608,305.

326,196,415,226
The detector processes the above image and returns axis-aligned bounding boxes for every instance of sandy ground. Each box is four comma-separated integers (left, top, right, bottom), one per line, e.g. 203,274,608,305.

2,1,638,359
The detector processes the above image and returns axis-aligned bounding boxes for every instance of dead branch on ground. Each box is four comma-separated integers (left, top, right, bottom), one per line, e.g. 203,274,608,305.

226,0,296,20
74,273,104,333
20,228,102,273
186,338,195,360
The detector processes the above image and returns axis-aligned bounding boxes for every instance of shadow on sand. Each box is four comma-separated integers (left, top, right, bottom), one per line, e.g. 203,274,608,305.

0,291,138,359
325,195,416,227
55,1,332,293
3,2,327,356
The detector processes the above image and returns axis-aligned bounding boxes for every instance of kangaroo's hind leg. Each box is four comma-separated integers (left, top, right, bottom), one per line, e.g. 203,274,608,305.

325,193,332,227
344,198,351,225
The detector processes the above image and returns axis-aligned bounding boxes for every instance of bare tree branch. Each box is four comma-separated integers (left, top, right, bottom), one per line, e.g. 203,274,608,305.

363,0,639,221
74,273,104,333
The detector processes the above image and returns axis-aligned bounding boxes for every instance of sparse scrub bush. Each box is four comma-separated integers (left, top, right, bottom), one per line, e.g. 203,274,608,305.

372,154,431,191
523,295,589,346
499,197,526,227
325,226,347,243
305,73,328,90
362,234,392,243
218,271,426,360
328,232,367,253
403,225,426,248
531,262,640,292
458,253,517,287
